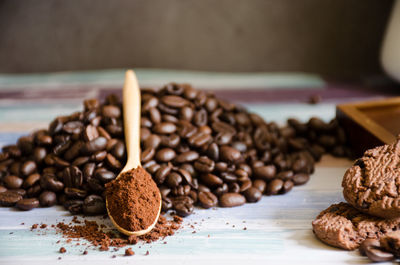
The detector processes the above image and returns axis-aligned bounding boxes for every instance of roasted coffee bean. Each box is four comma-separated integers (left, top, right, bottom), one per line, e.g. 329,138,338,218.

201,173,223,187
252,179,267,193
154,165,171,184
162,114,179,123
308,117,328,131
266,179,284,195
160,134,180,148
239,179,252,192
63,166,83,188
177,121,197,138
0,186,7,193
27,184,42,197
178,169,193,185
243,187,262,203
40,174,64,192
82,163,96,181
141,148,155,163
220,146,241,163
166,172,182,188
23,173,40,188
155,148,176,162
149,107,161,124
214,183,228,196
82,137,107,154
144,135,161,149
215,132,232,146
161,95,189,108
215,162,228,173
111,141,125,160
253,165,276,180
0,85,351,217
198,191,218,208
292,158,308,173
64,187,87,199
83,125,99,142
102,105,121,118
234,169,249,181
20,160,37,176
360,239,394,262
142,96,159,111
282,180,294,194
97,126,112,140
63,121,84,134
36,134,53,146
194,156,215,173
229,183,240,193
64,200,84,214
207,142,219,161
219,193,246,207
10,189,26,197
238,164,252,176
15,198,39,211
277,171,293,181
231,141,246,153
87,178,104,193
39,191,57,207
193,108,208,126
83,195,106,215
90,150,107,162
153,122,177,134
18,136,34,155
33,147,47,163
162,197,173,211
318,135,336,148
179,106,194,121
220,172,237,183
72,156,90,167
95,169,115,183
175,151,199,163
105,154,122,170
293,173,310,185
212,121,236,135
188,132,211,147
174,201,194,217
4,175,23,189
0,191,23,206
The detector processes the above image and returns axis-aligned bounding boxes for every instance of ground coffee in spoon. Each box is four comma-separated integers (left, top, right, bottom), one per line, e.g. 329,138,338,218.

105,166,161,231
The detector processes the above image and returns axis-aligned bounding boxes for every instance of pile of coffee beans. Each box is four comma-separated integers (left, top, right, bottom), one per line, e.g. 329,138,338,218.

0,83,351,217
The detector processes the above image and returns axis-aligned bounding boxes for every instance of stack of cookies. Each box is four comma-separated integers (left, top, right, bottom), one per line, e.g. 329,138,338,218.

312,136,400,262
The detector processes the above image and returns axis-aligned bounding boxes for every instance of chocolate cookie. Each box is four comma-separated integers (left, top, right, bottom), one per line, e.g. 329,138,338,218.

380,231,400,257
312,202,400,250
342,136,400,219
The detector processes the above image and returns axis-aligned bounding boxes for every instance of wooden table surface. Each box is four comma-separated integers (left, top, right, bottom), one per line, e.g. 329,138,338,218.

0,70,396,265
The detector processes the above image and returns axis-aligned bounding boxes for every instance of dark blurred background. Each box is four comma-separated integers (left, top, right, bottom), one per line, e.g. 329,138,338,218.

0,0,394,79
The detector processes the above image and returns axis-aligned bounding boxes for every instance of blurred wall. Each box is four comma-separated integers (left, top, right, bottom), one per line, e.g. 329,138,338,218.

0,0,393,78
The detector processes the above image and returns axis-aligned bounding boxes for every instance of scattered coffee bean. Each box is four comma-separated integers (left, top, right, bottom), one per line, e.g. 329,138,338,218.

198,191,218,209
16,198,40,211
0,84,350,217
0,191,23,206
39,191,57,207
219,193,246,207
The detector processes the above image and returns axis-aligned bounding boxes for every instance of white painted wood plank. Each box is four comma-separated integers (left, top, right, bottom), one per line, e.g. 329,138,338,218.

0,165,379,265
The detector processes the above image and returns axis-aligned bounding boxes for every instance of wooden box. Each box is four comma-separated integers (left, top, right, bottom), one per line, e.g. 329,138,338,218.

336,97,400,157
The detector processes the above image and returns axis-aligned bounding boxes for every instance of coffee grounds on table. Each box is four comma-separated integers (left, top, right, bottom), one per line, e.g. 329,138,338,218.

40,215,182,252
105,166,161,232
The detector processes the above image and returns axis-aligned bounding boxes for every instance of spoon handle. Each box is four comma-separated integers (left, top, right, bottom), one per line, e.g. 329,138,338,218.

122,70,141,172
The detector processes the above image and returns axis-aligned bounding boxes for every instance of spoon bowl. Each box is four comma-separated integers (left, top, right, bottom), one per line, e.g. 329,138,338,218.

106,70,161,236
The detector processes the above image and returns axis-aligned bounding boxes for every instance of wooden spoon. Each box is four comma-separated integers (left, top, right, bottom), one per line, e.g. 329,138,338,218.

106,70,161,236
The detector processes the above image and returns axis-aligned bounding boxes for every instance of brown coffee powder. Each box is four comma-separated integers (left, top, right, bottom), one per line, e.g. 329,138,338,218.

51,215,182,252
105,166,161,232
